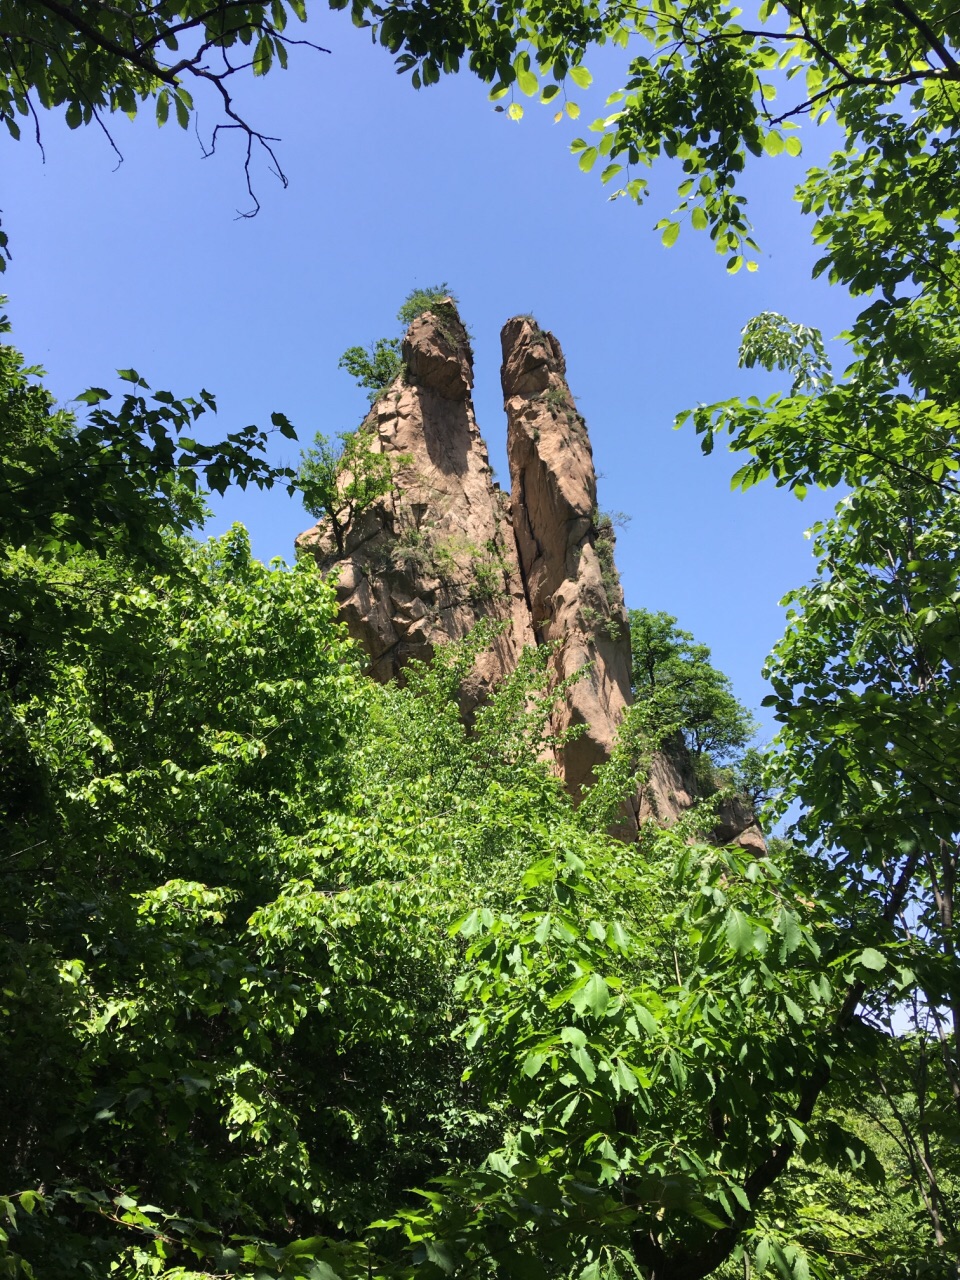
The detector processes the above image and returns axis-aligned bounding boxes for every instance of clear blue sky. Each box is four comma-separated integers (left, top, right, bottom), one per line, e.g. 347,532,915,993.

3,15,856,736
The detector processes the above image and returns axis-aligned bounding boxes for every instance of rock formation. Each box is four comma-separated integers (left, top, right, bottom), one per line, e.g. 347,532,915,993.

297,303,763,851
296,302,535,712
501,316,636,811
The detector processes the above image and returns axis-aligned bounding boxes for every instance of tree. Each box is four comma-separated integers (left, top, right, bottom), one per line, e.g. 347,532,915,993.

339,338,404,402
5,5,960,1273
372,818,956,1280
688,305,960,1272
337,285,461,401
3,322,955,1280
628,608,757,765
0,309,295,560
758,474,960,1258
6,0,960,313
296,426,404,555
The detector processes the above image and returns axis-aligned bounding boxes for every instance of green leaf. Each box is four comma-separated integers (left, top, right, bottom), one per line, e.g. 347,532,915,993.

615,1058,638,1094
783,995,805,1024
858,947,886,971
725,908,754,955
572,972,609,1017
661,221,680,248
570,66,593,89
517,68,538,96
578,146,598,172
508,102,524,121
253,36,273,76
792,1250,811,1280
271,411,297,439
570,1043,596,1081
425,1241,455,1272
778,908,802,955
632,1004,658,1036
685,1201,728,1230
76,387,111,405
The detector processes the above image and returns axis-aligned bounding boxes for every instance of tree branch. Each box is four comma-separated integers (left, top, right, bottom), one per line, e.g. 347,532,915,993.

888,0,960,75
26,0,176,83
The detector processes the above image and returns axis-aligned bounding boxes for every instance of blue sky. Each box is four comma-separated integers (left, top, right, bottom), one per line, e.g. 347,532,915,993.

3,15,857,736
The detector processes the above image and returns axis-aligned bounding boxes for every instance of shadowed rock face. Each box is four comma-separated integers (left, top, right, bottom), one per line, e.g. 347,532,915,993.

297,305,763,851
295,304,535,712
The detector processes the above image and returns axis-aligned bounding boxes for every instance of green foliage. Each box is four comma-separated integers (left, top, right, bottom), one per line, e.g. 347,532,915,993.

388,524,434,576
296,428,402,556
338,338,404,402
374,827,930,1280
7,4,960,1276
468,541,509,602
350,0,960,289
629,608,757,765
2,299,954,1278
336,287,466,410
726,745,775,813
396,284,457,327
593,512,620,584
0,305,294,574
738,313,833,396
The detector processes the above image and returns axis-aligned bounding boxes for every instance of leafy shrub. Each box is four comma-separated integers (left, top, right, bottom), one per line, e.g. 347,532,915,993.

397,283,457,327
297,428,402,555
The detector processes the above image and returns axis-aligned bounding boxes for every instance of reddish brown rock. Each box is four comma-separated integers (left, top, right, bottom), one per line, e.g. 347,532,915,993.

501,316,635,819
296,304,535,710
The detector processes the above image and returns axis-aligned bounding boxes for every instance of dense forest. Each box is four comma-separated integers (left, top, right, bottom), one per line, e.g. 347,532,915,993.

2,3,959,1279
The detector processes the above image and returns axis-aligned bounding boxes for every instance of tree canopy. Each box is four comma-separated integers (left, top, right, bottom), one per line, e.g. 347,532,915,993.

629,608,757,766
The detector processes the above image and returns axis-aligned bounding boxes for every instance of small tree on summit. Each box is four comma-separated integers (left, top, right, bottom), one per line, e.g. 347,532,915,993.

337,285,461,402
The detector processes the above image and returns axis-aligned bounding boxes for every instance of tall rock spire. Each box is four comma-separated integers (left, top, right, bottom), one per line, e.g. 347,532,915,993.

295,302,535,711
500,316,635,816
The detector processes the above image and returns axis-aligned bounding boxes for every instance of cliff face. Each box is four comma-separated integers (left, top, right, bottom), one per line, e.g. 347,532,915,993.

500,317,637,816
297,305,763,851
296,304,535,712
